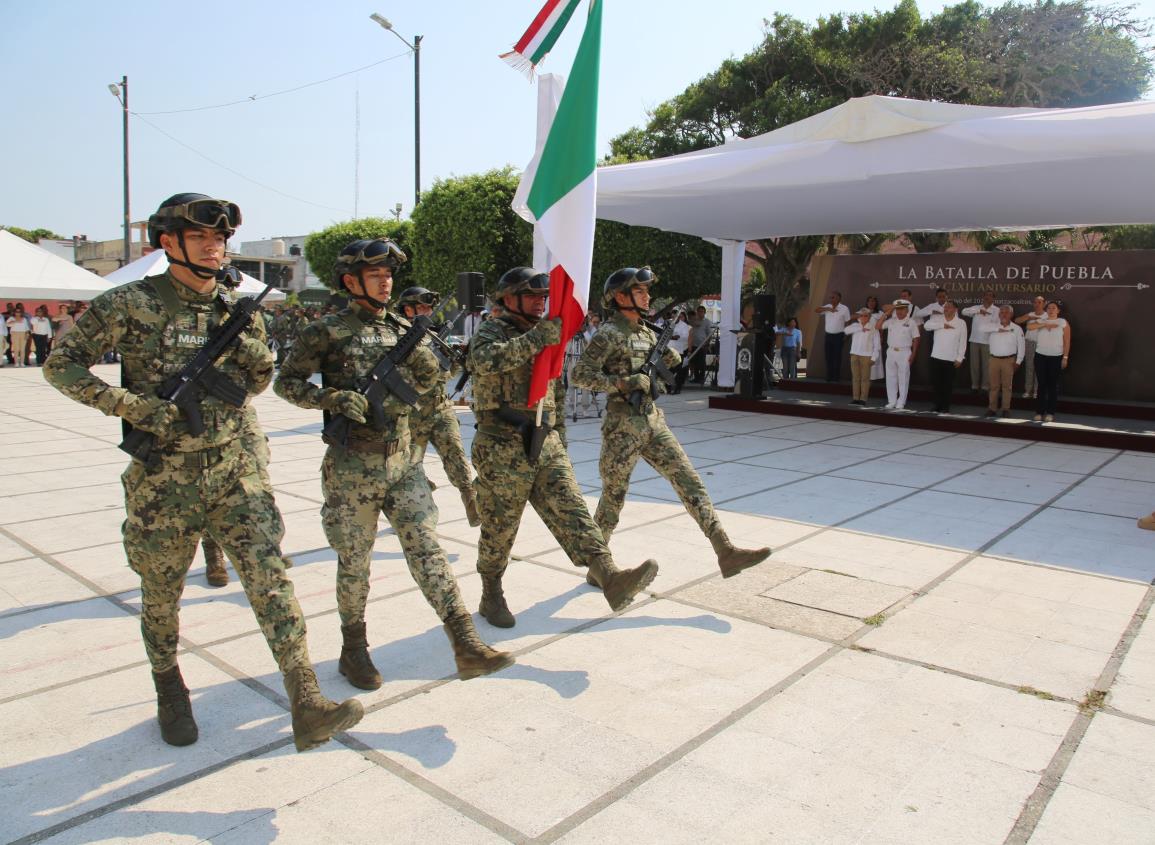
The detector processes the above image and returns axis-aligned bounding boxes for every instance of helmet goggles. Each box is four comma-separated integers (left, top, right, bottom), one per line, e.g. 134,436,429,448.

406,290,439,306
161,198,242,231
338,238,407,271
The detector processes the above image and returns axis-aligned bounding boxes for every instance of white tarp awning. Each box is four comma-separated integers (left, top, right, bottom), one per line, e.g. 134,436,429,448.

596,95,1155,239
104,251,288,302
0,230,117,300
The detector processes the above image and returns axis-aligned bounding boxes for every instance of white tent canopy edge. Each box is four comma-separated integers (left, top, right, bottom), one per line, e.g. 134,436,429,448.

595,95,1155,387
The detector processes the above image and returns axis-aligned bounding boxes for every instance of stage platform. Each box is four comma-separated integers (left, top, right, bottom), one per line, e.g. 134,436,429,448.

709,382,1155,452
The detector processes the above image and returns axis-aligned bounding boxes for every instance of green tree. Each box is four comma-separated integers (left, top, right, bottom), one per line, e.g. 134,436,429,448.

304,218,413,290
606,1,1151,258
590,220,721,309
3,226,65,243
1092,224,1155,249
409,168,533,297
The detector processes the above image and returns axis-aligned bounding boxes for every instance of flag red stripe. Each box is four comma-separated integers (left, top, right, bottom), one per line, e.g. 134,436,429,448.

528,265,585,406
513,0,565,53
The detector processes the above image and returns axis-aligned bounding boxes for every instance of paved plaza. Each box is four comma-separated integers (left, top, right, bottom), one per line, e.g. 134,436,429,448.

2,364,1154,844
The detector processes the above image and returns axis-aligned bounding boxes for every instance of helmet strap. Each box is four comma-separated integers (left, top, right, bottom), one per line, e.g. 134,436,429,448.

614,288,645,314
504,291,543,323
345,268,389,311
167,229,221,281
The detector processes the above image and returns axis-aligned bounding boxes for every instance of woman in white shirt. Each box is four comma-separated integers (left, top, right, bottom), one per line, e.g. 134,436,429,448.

865,295,886,382
5,306,30,367
1026,301,1071,423
30,305,53,365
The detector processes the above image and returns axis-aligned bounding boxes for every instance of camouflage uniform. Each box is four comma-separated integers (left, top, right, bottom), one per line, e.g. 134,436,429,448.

275,303,470,623
573,311,770,576
43,272,310,676
468,314,656,625
273,301,510,685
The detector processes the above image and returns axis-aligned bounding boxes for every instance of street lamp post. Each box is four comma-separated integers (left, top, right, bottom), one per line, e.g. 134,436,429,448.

107,77,130,266
370,13,422,208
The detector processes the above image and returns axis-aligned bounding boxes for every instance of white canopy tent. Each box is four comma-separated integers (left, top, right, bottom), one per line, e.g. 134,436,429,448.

0,230,116,300
104,251,288,302
595,96,1155,385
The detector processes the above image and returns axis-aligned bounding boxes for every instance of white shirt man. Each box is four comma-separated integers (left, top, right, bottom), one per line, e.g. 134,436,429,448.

962,292,1000,391
923,302,968,412
843,309,881,404
877,300,921,410
916,289,948,323
815,293,852,382
986,306,1025,416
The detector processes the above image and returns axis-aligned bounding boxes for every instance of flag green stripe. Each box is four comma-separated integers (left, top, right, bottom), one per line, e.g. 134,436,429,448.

528,0,582,64
526,0,601,218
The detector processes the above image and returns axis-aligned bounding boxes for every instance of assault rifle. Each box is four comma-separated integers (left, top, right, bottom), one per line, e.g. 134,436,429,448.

321,315,432,448
119,283,274,465
629,309,682,412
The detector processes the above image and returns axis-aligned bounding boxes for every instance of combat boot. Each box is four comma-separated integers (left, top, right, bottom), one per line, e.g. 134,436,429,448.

203,538,229,587
443,610,516,679
709,529,771,578
461,485,482,528
152,665,198,747
479,574,515,628
587,558,659,612
338,621,382,690
283,666,365,752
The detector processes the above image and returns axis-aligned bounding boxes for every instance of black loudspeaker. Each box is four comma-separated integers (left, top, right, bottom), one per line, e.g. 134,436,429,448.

456,272,486,311
752,293,776,331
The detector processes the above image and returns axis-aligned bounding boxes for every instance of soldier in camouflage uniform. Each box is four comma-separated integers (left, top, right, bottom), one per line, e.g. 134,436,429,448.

274,238,512,690
468,267,659,628
43,194,363,752
573,267,771,578
395,286,481,527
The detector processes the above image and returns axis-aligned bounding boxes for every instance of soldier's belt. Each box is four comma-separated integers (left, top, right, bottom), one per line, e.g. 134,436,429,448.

343,436,403,456
161,440,239,469
475,408,555,430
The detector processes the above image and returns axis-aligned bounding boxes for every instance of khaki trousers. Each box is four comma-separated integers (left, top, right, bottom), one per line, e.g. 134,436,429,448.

850,354,873,401
988,356,1016,410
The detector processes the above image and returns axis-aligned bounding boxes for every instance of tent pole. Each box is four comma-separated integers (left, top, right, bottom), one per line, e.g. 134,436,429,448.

716,239,745,389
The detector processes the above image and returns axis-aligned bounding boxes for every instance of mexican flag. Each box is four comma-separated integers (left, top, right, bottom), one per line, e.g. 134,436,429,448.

515,0,602,407
500,0,584,78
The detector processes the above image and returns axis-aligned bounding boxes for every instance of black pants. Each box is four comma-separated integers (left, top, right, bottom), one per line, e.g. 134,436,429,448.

930,357,957,411
1035,353,1062,415
824,332,845,382
32,334,50,365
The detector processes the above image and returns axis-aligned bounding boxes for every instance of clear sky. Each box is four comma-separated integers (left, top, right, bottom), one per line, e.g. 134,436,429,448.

2,0,1152,243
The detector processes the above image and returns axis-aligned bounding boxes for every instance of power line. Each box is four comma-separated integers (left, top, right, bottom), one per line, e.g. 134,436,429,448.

136,51,411,116
131,111,351,215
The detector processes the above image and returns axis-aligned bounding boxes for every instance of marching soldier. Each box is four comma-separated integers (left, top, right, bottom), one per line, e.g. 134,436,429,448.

274,239,512,689
573,267,771,576
395,286,481,526
468,267,659,628
43,193,363,751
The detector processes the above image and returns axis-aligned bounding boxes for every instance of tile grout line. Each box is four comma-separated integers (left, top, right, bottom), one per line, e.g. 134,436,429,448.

1003,579,1155,845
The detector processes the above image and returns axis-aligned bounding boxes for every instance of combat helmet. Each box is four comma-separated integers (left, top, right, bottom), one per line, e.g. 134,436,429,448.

397,286,440,316
603,266,656,311
330,238,407,307
494,267,549,321
147,193,241,280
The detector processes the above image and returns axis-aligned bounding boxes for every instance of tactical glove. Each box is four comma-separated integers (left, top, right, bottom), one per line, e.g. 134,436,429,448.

321,390,370,424
527,317,562,349
621,374,651,395
117,393,184,439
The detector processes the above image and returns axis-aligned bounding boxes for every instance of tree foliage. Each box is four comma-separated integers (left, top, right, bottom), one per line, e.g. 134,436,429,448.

3,226,65,243
590,220,721,310
606,1,1152,287
304,218,413,291
1093,224,1155,249
409,168,533,297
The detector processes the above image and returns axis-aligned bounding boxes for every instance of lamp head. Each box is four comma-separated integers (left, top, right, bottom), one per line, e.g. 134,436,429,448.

369,13,392,29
